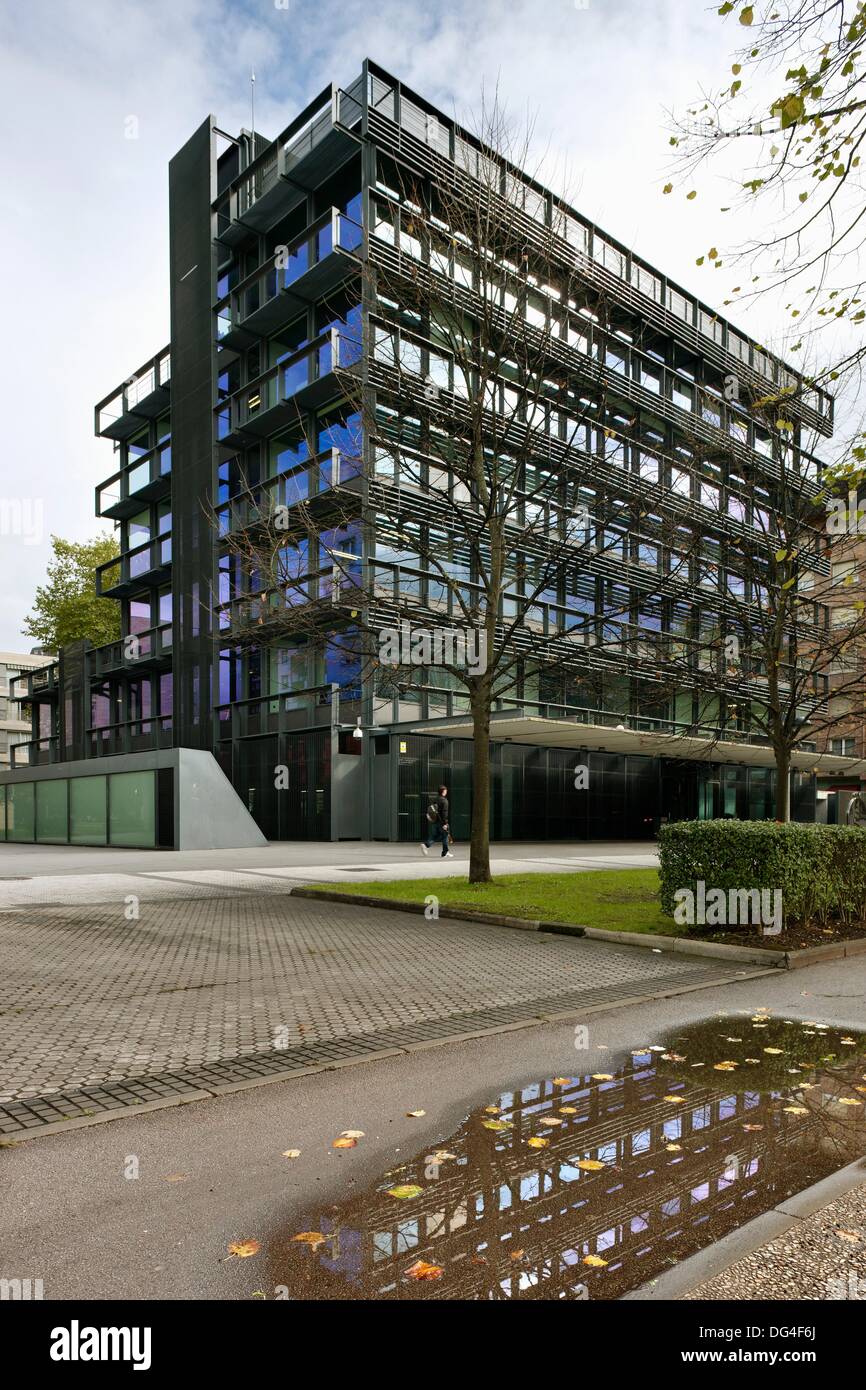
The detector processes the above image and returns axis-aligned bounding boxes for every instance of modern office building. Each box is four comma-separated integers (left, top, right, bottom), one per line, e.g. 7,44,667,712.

3,59,863,848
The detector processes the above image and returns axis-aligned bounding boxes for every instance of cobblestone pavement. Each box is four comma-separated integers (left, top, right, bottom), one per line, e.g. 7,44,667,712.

0,886,762,1133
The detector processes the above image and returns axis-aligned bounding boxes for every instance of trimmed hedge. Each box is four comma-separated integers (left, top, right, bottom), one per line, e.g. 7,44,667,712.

658,819,866,931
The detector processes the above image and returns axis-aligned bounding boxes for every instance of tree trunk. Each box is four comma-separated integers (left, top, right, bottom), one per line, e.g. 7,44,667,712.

469,684,492,883
775,748,791,823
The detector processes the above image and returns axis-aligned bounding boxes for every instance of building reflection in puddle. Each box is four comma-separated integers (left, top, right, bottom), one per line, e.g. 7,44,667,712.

271,1015,866,1300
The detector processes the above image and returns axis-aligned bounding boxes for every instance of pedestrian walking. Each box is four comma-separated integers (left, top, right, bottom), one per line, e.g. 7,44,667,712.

420,785,454,858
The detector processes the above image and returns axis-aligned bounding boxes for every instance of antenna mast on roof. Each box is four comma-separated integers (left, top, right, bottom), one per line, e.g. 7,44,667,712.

250,69,256,154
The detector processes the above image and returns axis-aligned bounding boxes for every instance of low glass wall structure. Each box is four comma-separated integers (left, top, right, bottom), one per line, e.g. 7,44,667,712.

0,770,158,848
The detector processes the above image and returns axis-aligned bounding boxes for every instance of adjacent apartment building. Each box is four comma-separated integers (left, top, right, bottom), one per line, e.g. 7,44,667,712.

3,59,863,848
813,483,866,823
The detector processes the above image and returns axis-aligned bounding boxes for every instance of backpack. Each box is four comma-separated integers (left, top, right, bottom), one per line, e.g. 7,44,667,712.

426,803,439,823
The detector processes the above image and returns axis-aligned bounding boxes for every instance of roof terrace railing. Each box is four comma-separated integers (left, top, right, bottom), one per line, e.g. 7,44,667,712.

95,347,171,436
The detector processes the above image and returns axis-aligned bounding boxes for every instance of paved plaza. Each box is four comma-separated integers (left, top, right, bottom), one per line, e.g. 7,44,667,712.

0,839,756,1136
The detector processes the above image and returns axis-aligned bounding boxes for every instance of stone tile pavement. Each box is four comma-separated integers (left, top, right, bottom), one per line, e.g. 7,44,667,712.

0,888,755,1130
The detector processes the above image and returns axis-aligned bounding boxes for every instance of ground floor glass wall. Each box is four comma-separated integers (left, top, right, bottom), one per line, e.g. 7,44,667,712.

393,736,815,842
0,770,162,848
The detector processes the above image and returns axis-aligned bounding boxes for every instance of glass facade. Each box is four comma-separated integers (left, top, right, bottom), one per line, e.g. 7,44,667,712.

6,782,35,841
108,771,156,847
36,779,68,843
69,776,108,845
0,772,157,847
392,735,815,842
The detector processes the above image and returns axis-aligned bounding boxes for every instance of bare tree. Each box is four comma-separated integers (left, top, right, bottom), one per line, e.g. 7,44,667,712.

666,400,866,819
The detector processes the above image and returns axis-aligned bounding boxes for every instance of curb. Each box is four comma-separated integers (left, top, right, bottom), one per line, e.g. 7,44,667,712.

293,886,860,969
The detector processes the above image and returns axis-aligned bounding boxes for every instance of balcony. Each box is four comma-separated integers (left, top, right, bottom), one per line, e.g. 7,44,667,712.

96,441,172,520
214,684,338,743
220,448,363,536
216,207,363,353
85,715,173,759
9,664,58,703
90,624,173,677
216,86,364,248
218,560,362,640
95,349,171,441
10,736,59,768
95,532,172,598
216,326,360,448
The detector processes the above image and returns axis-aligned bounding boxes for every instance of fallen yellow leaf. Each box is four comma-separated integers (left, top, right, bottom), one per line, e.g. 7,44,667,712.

552,1077,571,1086
406,1110,426,1118
387,1184,424,1200
282,1149,301,1159
292,1232,326,1250
527,1136,549,1149
664,1095,686,1104
333,1136,357,1149
577,1159,607,1171
583,1254,608,1267
228,1239,261,1258
482,1119,511,1132
405,1259,444,1280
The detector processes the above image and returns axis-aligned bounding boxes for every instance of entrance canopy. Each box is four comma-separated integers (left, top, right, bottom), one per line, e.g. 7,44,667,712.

407,713,866,778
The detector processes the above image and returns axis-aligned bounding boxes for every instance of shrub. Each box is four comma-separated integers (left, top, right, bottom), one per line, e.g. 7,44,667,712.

658,819,866,932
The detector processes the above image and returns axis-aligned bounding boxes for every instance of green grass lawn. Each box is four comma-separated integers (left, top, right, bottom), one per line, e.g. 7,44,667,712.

307,867,684,936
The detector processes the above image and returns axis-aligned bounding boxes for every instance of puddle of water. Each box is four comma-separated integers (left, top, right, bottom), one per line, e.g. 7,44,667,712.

271,1015,866,1300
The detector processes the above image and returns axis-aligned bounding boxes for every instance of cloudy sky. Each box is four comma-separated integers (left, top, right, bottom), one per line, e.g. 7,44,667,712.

0,0,794,650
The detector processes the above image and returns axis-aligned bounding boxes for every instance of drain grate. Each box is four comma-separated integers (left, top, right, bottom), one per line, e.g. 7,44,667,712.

0,964,747,1136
